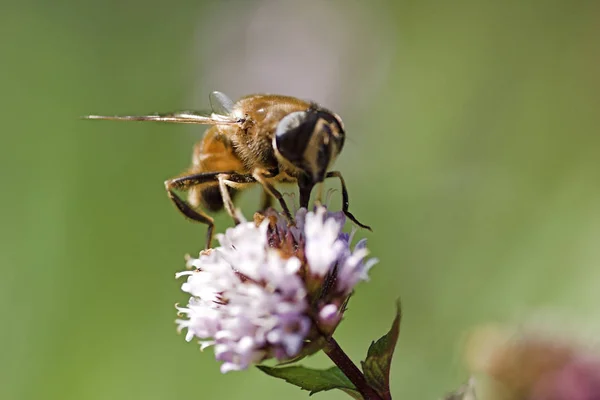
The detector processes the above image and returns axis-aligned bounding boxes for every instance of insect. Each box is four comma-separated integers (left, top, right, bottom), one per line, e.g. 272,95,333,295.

86,91,371,248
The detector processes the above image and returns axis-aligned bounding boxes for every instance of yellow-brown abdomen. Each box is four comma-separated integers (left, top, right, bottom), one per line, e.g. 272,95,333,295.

188,127,246,211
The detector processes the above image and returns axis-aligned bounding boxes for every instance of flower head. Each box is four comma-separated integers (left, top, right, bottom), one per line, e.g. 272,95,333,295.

175,206,377,373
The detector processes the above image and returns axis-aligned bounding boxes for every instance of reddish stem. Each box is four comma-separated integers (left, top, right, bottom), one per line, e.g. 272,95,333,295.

323,336,384,400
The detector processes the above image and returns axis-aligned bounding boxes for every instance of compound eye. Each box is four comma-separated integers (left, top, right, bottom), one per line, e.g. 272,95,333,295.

274,111,312,163
275,111,307,137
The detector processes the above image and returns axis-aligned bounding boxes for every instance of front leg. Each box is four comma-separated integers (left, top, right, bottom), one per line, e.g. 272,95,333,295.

325,171,372,231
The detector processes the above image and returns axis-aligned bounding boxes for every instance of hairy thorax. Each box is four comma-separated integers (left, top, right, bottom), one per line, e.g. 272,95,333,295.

229,95,312,178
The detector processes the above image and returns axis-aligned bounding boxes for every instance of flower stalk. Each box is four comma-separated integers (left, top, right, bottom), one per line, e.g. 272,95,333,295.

323,336,384,400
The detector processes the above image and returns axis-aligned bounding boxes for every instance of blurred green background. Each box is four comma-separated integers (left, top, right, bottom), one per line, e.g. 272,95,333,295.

2,0,599,399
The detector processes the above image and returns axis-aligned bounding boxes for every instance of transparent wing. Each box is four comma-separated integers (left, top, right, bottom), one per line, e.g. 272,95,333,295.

83,110,239,125
209,91,235,115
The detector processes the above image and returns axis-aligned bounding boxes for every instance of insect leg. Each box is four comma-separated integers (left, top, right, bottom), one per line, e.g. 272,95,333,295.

165,181,215,249
165,171,253,248
325,171,372,231
252,170,294,224
217,174,244,225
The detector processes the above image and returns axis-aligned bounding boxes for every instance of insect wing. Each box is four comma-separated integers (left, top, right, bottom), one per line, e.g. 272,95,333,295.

84,110,238,125
209,91,235,116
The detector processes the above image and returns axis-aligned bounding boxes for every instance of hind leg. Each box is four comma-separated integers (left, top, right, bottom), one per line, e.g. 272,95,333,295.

165,171,254,248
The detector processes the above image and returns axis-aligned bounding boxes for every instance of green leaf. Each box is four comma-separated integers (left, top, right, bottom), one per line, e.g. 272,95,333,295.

361,300,402,400
257,365,362,398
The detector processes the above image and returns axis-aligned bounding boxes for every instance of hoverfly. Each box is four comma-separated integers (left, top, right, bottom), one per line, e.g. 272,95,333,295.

86,91,370,248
